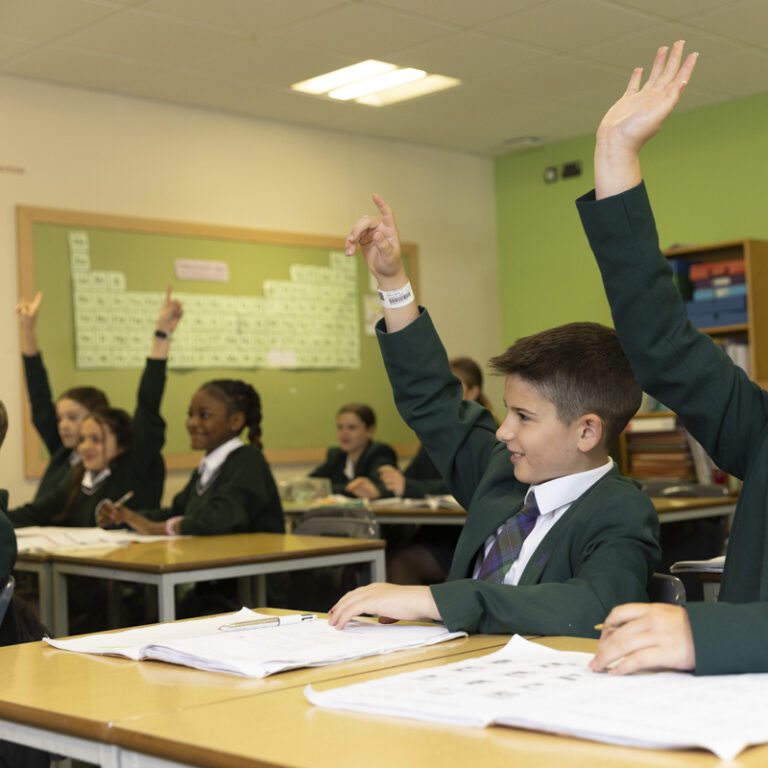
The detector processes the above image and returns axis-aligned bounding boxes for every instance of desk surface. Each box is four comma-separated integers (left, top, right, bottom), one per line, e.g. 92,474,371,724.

0,626,504,746
111,634,766,768
40,532,385,573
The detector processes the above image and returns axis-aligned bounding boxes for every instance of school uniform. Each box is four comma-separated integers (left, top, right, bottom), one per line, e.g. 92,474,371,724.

578,181,768,674
402,444,448,498
143,438,284,535
0,492,15,584
8,358,167,528
22,353,80,501
310,441,397,496
377,309,660,637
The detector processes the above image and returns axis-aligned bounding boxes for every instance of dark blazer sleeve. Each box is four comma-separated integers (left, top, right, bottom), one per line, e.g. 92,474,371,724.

576,183,768,480
686,602,768,674
310,448,348,494
22,353,62,455
8,481,68,528
377,310,526,508
0,492,16,583
129,358,167,508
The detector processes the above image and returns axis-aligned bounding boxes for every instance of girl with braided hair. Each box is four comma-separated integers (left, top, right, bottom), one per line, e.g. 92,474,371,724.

99,378,283,536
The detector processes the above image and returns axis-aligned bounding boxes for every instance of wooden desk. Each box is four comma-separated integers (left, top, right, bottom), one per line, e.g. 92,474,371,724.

112,634,768,768
49,533,386,637
0,624,505,767
286,496,736,528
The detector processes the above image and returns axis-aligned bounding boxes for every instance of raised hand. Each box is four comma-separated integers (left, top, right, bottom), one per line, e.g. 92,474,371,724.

16,291,43,355
595,41,698,199
157,285,183,335
345,194,407,290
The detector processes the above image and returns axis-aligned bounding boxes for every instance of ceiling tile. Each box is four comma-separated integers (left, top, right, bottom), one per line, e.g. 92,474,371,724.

607,0,742,20
52,8,241,67
362,0,546,28
678,0,768,51
267,3,456,60
0,0,121,42
136,0,345,36
476,0,658,52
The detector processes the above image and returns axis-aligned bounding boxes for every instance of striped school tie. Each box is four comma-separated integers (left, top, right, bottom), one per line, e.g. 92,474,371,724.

476,494,541,584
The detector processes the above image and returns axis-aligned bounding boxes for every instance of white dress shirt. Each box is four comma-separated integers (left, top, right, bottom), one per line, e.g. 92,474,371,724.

196,437,244,493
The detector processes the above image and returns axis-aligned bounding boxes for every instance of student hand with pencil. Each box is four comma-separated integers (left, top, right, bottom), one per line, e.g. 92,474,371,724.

590,603,696,674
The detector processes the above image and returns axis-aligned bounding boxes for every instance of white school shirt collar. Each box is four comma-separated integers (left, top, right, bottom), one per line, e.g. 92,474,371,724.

474,457,615,584
69,451,82,468
81,467,111,495
197,437,244,491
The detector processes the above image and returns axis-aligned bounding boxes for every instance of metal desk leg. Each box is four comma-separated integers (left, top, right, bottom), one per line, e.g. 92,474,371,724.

52,568,69,637
156,577,176,623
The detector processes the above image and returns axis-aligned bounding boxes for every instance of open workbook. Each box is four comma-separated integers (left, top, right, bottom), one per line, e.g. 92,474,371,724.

45,609,465,678
306,635,768,760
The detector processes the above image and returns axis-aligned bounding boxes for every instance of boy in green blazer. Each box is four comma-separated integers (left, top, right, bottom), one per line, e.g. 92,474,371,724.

328,196,660,637
580,42,768,676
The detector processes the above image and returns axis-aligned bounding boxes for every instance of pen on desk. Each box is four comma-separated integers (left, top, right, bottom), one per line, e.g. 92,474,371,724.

114,490,134,507
218,613,316,632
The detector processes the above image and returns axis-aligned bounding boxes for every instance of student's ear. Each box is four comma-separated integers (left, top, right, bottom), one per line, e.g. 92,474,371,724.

465,384,481,402
228,411,246,435
575,413,603,453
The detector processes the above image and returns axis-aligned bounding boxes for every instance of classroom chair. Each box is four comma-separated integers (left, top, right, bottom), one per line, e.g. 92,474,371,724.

286,507,381,612
0,575,14,628
648,572,686,605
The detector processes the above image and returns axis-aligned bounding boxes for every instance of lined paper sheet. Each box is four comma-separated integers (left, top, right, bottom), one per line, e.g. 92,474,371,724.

15,525,175,553
307,635,768,760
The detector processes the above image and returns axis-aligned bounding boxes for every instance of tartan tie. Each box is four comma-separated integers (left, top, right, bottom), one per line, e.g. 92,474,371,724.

476,494,541,584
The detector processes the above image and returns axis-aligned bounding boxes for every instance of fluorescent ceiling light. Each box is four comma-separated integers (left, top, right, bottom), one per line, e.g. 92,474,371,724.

291,61,460,106
291,60,395,95
356,74,461,106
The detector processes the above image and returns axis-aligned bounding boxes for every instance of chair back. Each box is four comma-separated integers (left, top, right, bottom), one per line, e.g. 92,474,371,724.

293,506,380,539
0,575,15,627
648,572,686,605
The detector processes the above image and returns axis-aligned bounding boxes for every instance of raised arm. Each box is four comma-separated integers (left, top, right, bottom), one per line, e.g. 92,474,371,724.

17,291,61,454
594,41,697,199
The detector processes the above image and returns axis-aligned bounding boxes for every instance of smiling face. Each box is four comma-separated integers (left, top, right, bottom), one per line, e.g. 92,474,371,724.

56,397,90,449
336,411,374,461
78,417,121,472
495,374,589,486
186,388,244,455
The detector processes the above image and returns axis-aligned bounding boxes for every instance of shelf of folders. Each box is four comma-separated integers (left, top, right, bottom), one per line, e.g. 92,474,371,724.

622,412,697,483
670,256,750,378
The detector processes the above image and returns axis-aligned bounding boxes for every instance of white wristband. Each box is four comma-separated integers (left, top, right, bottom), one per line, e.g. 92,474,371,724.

378,281,414,309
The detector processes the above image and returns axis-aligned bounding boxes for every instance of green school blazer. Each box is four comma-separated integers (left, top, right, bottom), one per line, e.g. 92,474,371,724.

578,182,768,674
377,310,660,637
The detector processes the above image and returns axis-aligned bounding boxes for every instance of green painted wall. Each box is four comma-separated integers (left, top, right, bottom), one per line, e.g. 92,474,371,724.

494,90,768,346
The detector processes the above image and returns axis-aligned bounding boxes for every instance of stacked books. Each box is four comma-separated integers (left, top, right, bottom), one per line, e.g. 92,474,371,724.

684,258,747,329
624,414,696,483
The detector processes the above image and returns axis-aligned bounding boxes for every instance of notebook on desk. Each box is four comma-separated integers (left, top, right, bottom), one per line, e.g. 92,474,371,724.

45,608,465,677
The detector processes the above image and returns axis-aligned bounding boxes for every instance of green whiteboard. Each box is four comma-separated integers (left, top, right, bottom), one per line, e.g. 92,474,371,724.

17,206,419,474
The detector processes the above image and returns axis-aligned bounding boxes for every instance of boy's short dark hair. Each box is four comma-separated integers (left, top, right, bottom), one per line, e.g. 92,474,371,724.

488,322,641,445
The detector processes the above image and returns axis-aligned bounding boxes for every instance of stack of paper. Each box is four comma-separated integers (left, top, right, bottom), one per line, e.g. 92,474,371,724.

45,608,465,677
15,526,174,553
306,635,768,760
670,555,726,573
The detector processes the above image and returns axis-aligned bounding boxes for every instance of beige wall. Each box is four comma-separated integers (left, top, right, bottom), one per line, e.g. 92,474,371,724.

1,75,501,506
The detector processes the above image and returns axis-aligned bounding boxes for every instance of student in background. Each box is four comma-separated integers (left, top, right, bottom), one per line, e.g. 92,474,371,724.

99,379,284,536
8,288,181,527
579,43,768,676
310,403,396,499
16,291,109,501
327,194,660,635
0,403,14,587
